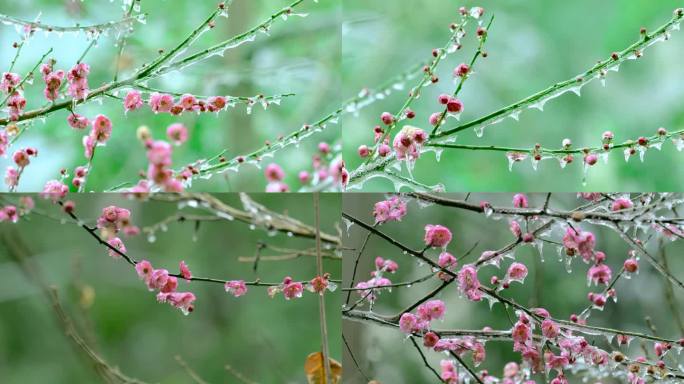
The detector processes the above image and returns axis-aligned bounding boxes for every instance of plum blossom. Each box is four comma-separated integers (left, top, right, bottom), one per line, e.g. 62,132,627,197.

393,125,426,161
40,180,68,202
225,280,248,297
123,90,144,111
562,227,596,261
457,264,481,301
372,196,407,224
374,256,398,273
424,224,452,247
179,261,192,281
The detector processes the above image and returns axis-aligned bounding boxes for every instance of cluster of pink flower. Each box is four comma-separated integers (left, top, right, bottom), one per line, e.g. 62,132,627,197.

263,142,347,192
430,92,464,127
354,256,398,304
2,72,26,121
0,196,33,223
135,259,196,315
4,147,38,190
490,262,529,290
457,264,481,301
40,179,69,202
398,299,446,334
64,112,115,187
224,280,248,297
393,125,427,162
427,334,486,366
144,138,184,192
96,205,140,258
264,163,289,192
511,310,615,383
40,61,65,101
266,276,302,300
67,62,90,100
123,90,229,115
372,195,407,224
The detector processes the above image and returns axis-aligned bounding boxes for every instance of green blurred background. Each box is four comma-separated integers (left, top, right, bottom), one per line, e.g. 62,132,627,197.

0,193,341,383
343,0,684,192
0,0,341,192
342,193,684,383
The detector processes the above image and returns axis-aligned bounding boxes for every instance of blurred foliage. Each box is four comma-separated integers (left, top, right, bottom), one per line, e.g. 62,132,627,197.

0,0,341,192
342,193,684,383
0,193,341,383
343,0,684,191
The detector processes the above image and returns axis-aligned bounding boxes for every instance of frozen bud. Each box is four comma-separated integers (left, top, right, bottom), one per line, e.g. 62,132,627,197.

562,138,572,149
584,153,598,166
454,63,470,77
405,108,415,119
637,137,648,146
507,262,528,281
512,193,528,208
611,52,619,61
611,197,633,211
446,98,463,113
675,8,684,17
429,112,442,126
522,233,534,243
592,294,606,307
62,200,76,213
476,27,487,37
318,142,330,154
357,145,369,158
438,94,451,105
423,332,439,348
298,171,310,183
136,125,152,143
381,112,394,125
264,163,285,182
470,6,484,18
602,131,614,141
657,127,667,136
378,144,391,157
623,258,638,273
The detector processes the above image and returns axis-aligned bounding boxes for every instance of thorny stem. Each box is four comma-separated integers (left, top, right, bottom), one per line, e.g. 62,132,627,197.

430,15,494,136
426,128,684,157
113,0,139,82
153,0,306,77
79,145,98,193
0,1,308,126
449,350,484,384
364,16,467,165
349,11,684,188
0,13,142,34
409,336,443,382
433,12,684,139
56,198,340,288
342,333,372,382
0,48,53,107
344,228,374,305
77,38,99,64
343,199,684,346
7,40,25,73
